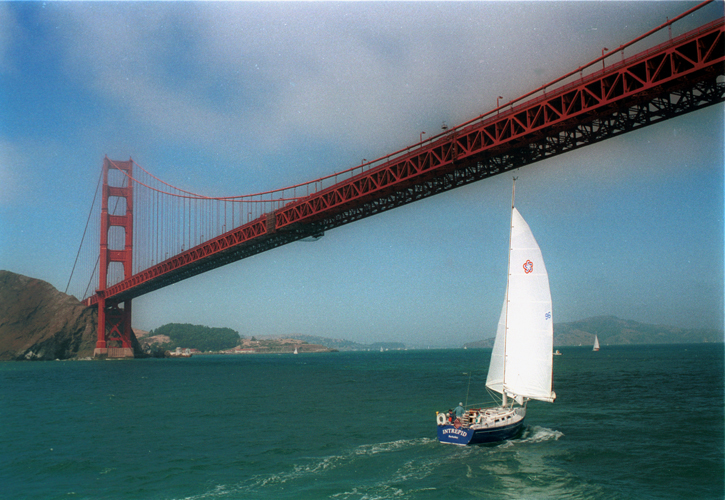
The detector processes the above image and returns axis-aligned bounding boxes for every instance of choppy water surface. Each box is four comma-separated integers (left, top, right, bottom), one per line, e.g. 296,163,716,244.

1,344,722,499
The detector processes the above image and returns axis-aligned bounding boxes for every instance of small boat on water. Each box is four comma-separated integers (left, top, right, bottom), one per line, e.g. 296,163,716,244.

554,350,562,355
593,335,600,351
167,347,193,358
437,179,556,445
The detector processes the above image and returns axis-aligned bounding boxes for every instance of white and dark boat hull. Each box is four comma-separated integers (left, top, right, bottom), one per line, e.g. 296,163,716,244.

437,406,526,445
437,418,525,445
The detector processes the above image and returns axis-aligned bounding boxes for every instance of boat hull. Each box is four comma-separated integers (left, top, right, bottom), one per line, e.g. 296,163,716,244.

437,418,525,445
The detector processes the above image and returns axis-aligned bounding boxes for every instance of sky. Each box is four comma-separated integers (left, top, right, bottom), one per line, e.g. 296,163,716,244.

0,1,723,348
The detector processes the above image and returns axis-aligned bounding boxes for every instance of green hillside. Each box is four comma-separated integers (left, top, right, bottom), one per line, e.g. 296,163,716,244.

149,323,241,352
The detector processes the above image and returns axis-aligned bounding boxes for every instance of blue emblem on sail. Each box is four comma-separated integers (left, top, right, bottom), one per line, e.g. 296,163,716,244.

544,311,551,320
523,260,533,274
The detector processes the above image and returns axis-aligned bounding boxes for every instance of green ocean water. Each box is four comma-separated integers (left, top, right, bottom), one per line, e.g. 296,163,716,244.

1,344,722,499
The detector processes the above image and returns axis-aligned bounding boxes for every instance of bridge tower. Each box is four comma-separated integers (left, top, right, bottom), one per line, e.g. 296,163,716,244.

94,157,134,358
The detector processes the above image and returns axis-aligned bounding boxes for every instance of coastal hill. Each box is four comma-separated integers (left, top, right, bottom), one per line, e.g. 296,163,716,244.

137,326,335,354
463,315,723,349
0,271,135,360
232,336,334,354
139,323,241,353
292,335,405,352
0,270,98,360
0,270,145,360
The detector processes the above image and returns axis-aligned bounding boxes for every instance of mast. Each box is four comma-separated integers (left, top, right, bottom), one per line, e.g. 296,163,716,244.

502,177,517,408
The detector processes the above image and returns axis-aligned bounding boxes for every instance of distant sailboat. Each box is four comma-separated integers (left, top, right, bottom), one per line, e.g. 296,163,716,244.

294,347,298,355
593,335,600,351
437,179,556,445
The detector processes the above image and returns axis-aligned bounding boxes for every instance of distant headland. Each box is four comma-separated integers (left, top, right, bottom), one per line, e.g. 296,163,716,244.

135,324,335,356
0,270,721,361
463,315,723,349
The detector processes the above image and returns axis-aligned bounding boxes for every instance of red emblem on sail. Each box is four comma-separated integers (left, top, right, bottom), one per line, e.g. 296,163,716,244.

523,260,533,274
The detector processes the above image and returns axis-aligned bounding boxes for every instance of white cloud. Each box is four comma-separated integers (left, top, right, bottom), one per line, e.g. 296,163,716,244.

44,4,564,155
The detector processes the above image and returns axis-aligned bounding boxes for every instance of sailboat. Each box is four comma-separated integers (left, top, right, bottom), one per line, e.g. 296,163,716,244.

437,180,556,445
593,335,600,351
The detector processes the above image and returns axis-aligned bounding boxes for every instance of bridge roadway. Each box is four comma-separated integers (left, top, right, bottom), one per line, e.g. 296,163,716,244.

88,16,725,307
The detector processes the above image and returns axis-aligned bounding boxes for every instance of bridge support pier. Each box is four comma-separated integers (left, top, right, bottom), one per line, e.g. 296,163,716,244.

94,297,134,358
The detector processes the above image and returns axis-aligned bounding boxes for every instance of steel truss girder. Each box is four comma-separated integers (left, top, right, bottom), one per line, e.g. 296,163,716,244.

314,77,724,232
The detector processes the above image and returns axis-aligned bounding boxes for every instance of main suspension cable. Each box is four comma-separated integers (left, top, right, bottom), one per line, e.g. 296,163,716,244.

65,168,103,294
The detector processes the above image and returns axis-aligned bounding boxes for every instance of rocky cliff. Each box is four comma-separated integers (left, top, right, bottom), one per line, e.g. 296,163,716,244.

0,270,141,360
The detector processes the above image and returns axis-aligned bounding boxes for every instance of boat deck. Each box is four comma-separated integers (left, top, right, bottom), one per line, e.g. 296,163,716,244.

439,405,526,429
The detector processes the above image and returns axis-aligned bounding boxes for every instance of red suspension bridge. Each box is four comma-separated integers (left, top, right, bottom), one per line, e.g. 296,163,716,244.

66,7,724,357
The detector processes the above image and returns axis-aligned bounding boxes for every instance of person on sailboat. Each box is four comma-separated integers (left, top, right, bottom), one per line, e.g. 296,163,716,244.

454,402,465,421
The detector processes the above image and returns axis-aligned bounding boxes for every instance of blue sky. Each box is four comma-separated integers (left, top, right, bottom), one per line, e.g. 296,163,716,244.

1,2,722,347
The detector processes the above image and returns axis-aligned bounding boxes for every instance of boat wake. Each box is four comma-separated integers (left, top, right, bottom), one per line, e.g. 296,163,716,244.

473,425,563,450
176,430,579,500
519,425,564,443
178,437,438,500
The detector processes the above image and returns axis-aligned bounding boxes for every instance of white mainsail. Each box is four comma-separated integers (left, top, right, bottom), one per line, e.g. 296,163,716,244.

593,335,600,351
486,207,556,404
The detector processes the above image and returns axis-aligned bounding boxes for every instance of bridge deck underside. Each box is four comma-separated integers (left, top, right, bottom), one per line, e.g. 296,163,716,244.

92,19,724,306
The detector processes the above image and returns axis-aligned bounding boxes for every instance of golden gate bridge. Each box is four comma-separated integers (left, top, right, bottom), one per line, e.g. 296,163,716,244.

65,4,724,357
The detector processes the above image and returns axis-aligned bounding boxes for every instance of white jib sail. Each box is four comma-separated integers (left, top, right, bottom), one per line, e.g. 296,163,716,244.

486,207,556,403
485,293,507,396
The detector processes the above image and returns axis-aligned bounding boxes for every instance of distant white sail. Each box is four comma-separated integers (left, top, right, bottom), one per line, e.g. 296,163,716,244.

485,207,555,403
593,335,600,351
